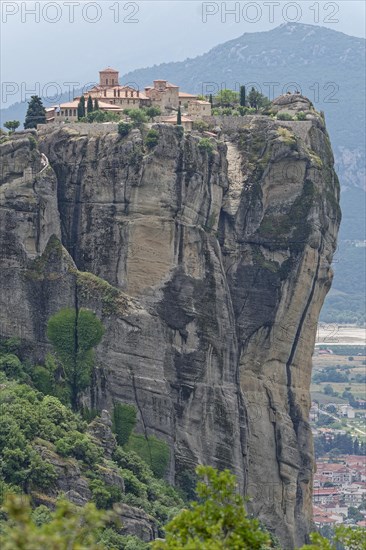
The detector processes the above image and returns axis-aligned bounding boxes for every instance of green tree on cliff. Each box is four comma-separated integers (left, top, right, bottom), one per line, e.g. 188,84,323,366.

177,106,182,125
240,85,246,107
94,98,99,111
216,89,238,107
24,96,46,129
248,87,271,111
47,308,104,410
87,95,94,115
145,106,161,121
4,120,20,134
78,96,86,119
0,495,109,550
152,465,271,549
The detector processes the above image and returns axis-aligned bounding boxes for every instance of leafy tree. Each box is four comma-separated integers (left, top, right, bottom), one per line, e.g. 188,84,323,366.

198,138,214,155
4,120,20,133
124,109,147,127
87,95,94,114
89,479,122,509
152,465,271,549
145,129,159,149
118,121,132,137
209,94,213,105
177,106,182,125
0,354,27,381
0,494,110,550
216,89,238,107
240,85,246,107
78,96,86,119
94,98,99,111
247,88,271,111
56,431,102,465
47,308,104,410
112,403,137,446
144,106,161,121
24,96,46,129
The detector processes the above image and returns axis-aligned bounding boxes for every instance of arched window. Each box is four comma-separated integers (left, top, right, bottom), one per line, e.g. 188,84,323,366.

106,78,109,85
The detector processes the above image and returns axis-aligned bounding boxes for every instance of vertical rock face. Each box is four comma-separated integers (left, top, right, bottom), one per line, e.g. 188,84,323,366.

0,96,340,548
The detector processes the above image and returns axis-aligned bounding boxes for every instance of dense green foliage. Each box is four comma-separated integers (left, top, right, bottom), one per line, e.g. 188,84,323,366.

113,403,137,446
0,377,83,492
0,495,109,549
215,89,239,107
198,137,214,155
144,106,161,121
247,87,271,111
177,106,182,125
87,95,94,114
24,96,46,129
240,85,246,107
77,96,86,119
47,308,104,409
124,109,147,127
152,466,272,549
276,112,294,121
118,121,132,137
80,110,120,123
4,120,20,133
0,340,184,545
125,434,170,479
145,129,159,149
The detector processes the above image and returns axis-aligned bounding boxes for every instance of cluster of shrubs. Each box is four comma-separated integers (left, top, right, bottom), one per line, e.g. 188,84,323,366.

0,336,184,546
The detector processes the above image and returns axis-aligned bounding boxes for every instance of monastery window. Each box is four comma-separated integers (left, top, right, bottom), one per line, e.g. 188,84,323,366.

106,79,108,85
56,111,60,116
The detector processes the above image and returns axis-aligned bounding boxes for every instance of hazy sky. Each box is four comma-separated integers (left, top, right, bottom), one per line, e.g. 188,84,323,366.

1,1,365,106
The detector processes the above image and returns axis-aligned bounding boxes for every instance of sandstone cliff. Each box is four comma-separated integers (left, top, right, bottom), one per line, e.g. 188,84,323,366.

0,95,340,548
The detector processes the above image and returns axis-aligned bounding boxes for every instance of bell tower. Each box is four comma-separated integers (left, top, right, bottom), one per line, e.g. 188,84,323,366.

99,68,119,87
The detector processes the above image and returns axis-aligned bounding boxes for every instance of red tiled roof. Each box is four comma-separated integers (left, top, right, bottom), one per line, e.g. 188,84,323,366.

179,92,198,98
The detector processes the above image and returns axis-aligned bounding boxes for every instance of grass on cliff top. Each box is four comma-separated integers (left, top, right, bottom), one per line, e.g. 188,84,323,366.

74,270,132,316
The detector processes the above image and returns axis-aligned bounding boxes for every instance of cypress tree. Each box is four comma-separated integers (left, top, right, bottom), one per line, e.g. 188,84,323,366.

240,85,246,107
24,96,46,129
94,98,99,111
87,95,93,114
209,93,213,105
77,96,86,119
177,106,182,125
